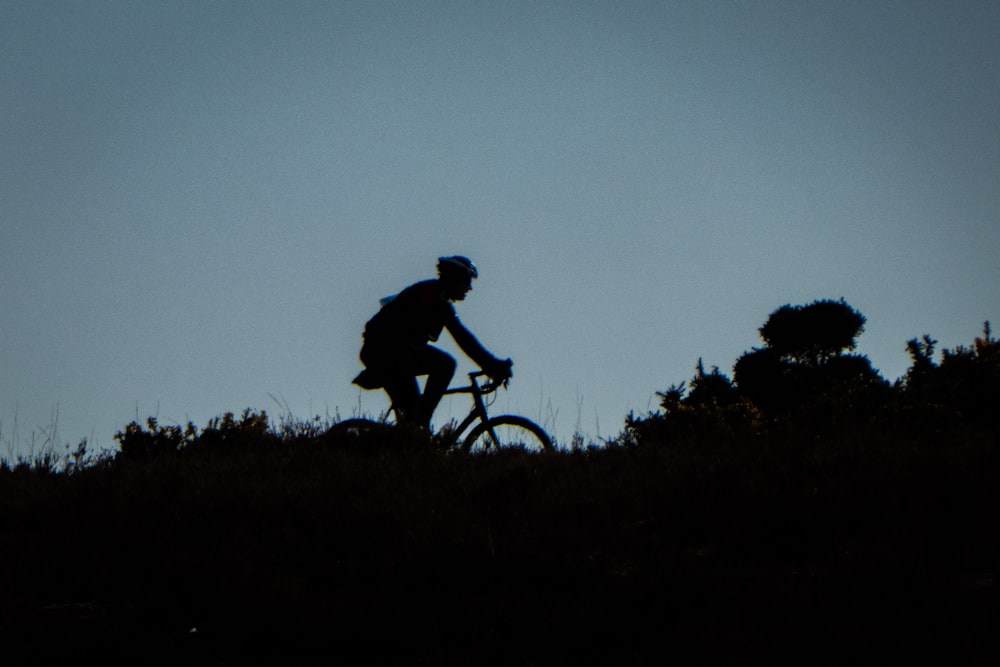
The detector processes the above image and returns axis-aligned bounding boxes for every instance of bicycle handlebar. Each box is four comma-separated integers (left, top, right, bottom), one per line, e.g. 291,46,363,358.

471,370,509,394
442,370,507,396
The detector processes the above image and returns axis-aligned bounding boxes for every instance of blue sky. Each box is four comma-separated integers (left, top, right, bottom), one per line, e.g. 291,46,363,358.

3,1,998,456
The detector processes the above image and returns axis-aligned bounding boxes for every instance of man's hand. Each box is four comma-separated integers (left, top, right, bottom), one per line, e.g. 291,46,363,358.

488,357,513,382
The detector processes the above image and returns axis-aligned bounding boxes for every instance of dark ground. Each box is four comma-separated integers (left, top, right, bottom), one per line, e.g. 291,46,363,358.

3,555,996,665
2,432,997,665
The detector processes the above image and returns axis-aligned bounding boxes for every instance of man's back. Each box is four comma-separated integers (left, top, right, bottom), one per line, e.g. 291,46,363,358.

363,279,456,348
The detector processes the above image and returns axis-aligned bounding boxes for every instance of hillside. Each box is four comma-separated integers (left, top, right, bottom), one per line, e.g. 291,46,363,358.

2,415,997,665
3,308,997,665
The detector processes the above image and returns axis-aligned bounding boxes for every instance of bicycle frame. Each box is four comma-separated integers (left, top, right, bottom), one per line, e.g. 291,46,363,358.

440,371,501,444
336,369,549,452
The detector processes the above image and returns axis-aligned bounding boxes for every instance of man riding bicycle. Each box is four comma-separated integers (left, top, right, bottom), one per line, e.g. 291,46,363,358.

353,256,513,431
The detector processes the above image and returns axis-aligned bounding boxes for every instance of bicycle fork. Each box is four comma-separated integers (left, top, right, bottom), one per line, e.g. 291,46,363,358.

469,387,504,450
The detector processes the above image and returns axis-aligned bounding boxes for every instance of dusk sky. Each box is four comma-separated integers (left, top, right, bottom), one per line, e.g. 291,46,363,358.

3,1,998,457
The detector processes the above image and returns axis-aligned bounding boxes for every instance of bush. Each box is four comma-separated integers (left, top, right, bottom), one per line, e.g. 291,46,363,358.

115,409,275,460
899,322,999,427
758,299,866,366
632,304,996,444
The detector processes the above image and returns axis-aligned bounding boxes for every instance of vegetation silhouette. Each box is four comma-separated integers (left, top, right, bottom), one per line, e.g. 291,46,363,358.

1,300,997,664
630,299,996,445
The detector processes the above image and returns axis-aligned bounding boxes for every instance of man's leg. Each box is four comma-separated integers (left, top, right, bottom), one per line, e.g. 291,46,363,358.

361,343,422,426
361,343,455,430
382,375,422,426
413,346,456,428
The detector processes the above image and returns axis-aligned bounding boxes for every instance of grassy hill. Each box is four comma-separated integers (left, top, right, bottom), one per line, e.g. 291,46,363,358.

2,412,997,665
4,311,997,664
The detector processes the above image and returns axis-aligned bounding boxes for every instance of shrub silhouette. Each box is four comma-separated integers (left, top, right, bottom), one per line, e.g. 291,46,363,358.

731,348,795,415
732,299,886,421
631,303,998,447
115,409,274,460
898,322,998,427
684,358,741,408
758,299,866,366
624,360,763,446
115,417,197,459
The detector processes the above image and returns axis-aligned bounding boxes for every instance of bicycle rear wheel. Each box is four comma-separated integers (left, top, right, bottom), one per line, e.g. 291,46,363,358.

462,415,551,453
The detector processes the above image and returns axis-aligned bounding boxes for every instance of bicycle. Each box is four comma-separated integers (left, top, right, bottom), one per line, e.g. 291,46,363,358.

331,371,552,453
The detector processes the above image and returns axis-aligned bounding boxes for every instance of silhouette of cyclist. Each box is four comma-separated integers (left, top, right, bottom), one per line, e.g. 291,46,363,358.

353,256,513,430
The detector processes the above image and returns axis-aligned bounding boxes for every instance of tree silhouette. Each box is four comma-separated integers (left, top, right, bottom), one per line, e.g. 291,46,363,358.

758,299,866,366
734,299,885,420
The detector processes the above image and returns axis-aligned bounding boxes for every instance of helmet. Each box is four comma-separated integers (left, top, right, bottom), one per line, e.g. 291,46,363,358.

437,255,478,279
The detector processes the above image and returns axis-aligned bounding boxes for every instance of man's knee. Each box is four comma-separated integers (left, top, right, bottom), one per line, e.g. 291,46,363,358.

431,349,457,378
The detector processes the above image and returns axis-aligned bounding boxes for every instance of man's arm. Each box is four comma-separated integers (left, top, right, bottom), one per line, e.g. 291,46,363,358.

446,317,512,378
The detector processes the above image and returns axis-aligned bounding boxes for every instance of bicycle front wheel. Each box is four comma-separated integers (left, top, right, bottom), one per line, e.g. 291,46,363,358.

462,415,552,453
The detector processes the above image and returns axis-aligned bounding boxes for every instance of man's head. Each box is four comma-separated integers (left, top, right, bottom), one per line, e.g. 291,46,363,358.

437,255,478,301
